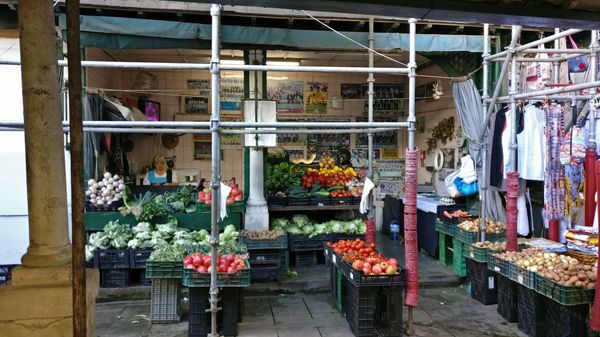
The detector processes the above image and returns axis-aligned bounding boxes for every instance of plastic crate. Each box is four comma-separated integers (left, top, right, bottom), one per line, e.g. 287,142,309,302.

374,286,404,337
497,274,518,323
455,228,478,244
182,260,250,287
329,263,337,300
129,269,152,286
543,299,587,337
150,278,182,323
438,232,453,267
341,262,406,287
188,287,242,337
333,233,366,242
331,196,353,205
508,262,535,289
310,196,332,206
324,245,332,266
292,251,318,267
534,273,595,306
287,196,310,206
250,266,282,282
345,282,379,337
145,261,183,279
435,220,456,237
248,249,286,268
240,234,288,250
100,269,130,288
85,200,122,212
288,234,331,252
130,249,153,269
466,259,497,305
0,265,17,286
267,196,287,208
451,238,467,277
464,244,488,263
94,249,130,269
517,284,545,337
487,253,510,277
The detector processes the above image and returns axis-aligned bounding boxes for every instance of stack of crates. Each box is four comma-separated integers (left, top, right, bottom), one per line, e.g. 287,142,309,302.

189,287,243,337
288,234,328,268
240,234,288,282
94,249,131,288
129,249,153,286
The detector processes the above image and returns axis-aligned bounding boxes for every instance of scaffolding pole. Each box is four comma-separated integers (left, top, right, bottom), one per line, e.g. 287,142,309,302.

589,30,598,151
0,127,402,135
367,16,375,222
0,121,409,129
480,23,490,242
484,28,582,61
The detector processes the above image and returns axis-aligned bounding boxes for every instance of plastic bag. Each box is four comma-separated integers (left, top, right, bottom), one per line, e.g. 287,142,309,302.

444,170,463,198
457,155,477,184
454,177,479,196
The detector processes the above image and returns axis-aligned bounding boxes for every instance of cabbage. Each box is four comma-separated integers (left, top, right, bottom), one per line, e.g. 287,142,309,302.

302,225,315,237
313,224,327,236
291,214,310,228
287,226,303,235
326,220,343,234
271,218,290,230
132,222,152,234
85,244,96,261
357,221,367,234
88,231,110,249
155,219,178,240
220,225,239,245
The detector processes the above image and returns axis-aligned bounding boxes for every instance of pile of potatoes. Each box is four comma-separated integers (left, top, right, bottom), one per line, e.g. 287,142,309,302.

458,218,505,234
240,229,286,240
473,241,506,251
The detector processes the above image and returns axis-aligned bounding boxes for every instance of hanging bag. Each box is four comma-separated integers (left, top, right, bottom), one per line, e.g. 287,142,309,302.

444,170,463,198
567,36,589,73
559,126,587,165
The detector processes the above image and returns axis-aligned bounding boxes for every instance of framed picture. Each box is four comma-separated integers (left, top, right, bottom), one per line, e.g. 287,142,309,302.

138,100,161,121
187,79,210,91
181,96,208,114
416,115,426,133
380,146,399,159
194,141,223,160
441,148,456,170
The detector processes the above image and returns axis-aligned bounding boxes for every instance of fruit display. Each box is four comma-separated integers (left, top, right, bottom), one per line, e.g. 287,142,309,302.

319,154,336,169
197,179,243,205
458,218,505,234
301,167,356,188
240,229,286,240
473,241,506,251
183,252,247,274
328,239,400,275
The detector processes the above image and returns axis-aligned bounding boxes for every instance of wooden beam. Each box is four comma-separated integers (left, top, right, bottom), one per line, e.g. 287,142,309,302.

0,29,19,38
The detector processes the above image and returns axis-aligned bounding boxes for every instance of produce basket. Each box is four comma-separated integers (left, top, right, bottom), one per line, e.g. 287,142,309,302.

150,278,182,323
464,244,488,263
130,249,153,269
455,228,478,244
487,253,510,276
267,196,287,208
145,261,183,279
508,262,535,289
567,248,598,265
288,234,332,252
85,200,122,212
182,260,250,287
534,273,595,306
435,220,456,237
94,249,130,269
310,196,331,206
337,259,405,287
287,196,310,206
239,234,288,250
331,196,353,205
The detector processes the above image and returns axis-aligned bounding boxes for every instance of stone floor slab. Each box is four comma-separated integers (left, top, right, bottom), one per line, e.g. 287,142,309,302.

276,327,322,337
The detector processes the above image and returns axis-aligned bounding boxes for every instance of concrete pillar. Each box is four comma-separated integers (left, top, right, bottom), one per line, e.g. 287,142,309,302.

0,1,99,336
244,50,269,231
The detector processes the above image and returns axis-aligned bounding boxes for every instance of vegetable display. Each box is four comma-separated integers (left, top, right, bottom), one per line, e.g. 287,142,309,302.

472,241,506,251
328,239,400,275
458,218,505,234
272,217,366,237
86,172,126,207
183,252,247,274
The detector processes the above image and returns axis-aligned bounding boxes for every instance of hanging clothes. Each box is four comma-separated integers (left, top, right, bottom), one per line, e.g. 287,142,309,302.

489,109,506,188
501,107,524,179
544,104,566,223
517,104,546,180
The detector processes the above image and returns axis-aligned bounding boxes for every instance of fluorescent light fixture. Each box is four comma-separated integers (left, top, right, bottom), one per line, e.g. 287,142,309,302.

267,76,289,81
221,59,245,65
222,74,244,79
266,60,300,66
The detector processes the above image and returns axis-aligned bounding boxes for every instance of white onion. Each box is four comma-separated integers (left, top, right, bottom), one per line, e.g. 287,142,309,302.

102,191,110,197
106,184,113,191
113,175,120,180
113,182,119,188
106,200,112,205
85,190,91,196
104,172,112,179
110,190,116,195
118,179,124,185
87,179,95,186
108,178,114,184
115,193,121,199
90,198,97,204
92,183,99,189
101,187,107,193
112,197,119,202
97,199,104,205
90,194,97,199
118,183,125,190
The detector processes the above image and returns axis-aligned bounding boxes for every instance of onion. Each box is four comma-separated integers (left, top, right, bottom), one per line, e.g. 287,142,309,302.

92,183,99,189
106,200,112,205
118,183,125,190
102,190,110,197
113,175,120,180
104,172,112,179
87,179,95,186
115,193,121,199
113,182,119,188
118,179,124,185
106,184,113,191
96,199,104,205
85,190,91,196
90,194,97,199
108,178,114,184
90,198,97,204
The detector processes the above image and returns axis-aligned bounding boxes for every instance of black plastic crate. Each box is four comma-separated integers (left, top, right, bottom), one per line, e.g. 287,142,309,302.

497,274,518,323
333,233,366,242
189,287,242,337
85,199,122,212
331,196,353,205
543,299,587,337
130,269,152,286
240,235,288,250
100,269,130,288
330,263,337,300
94,249,130,269
487,253,509,277
248,249,286,268
467,259,497,305
267,196,287,208
130,249,153,269
0,265,17,286
346,282,378,337
509,262,535,289
374,286,403,337
288,234,331,252
250,266,282,282
337,259,406,287
517,284,545,337
287,196,310,206
292,251,318,267
310,196,332,206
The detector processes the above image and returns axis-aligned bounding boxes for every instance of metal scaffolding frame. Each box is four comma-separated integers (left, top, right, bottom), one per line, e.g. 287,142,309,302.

0,5,418,337
479,24,600,242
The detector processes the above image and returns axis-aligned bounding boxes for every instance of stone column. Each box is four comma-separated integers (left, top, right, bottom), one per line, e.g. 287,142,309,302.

0,1,99,336
244,50,269,231
19,0,71,268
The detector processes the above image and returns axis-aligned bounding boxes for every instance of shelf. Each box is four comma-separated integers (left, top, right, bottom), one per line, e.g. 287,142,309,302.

268,204,359,212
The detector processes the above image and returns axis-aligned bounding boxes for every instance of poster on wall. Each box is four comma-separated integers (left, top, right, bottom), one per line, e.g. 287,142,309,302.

193,140,223,160
220,78,244,111
305,82,328,114
351,148,380,168
380,146,399,159
221,116,242,147
341,83,363,99
356,117,398,148
306,118,351,150
441,148,456,170
377,179,403,199
267,80,304,113
181,96,209,114
363,83,404,117
187,79,210,91
276,118,307,147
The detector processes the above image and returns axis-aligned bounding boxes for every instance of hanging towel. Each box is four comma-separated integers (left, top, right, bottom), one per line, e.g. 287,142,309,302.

220,182,232,220
360,178,375,214
518,105,546,180
517,191,530,236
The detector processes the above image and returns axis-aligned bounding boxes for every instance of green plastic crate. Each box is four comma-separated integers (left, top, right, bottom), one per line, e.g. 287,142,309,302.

455,228,478,244
182,260,250,287
435,220,455,237
146,261,183,279
464,244,488,263
534,273,594,306
438,232,453,267
451,238,467,277
487,253,510,277
508,262,535,289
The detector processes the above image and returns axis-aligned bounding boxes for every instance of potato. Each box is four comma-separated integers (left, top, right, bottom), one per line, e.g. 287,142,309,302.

588,282,596,289
576,281,583,288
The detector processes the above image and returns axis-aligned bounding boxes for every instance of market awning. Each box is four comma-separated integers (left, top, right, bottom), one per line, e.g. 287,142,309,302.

57,14,485,52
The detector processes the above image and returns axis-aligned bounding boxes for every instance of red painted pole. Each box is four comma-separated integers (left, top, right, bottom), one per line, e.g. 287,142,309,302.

403,148,419,307
585,149,597,226
590,160,600,331
505,172,519,251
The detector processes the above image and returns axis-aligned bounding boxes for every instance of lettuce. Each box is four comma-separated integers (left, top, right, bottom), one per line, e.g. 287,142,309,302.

291,214,310,228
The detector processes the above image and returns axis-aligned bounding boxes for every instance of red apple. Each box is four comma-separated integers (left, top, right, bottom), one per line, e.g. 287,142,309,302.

387,258,399,267
192,256,203,267
226,254,235,263
227,266,236,273
202,256,212,267
372,264,383,274
362,266,372,275
366,257,378,266
379,261,388,269
185,263,195,270
197,266,207,273
352,260,364,270
385,265,398,275
184,256,193,266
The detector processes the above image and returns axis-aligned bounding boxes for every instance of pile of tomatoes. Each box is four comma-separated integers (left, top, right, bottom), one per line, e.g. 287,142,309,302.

327,238,399,275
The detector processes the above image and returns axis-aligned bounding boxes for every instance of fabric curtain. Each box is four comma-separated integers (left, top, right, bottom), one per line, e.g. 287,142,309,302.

83,94,104,180
452,79,506,221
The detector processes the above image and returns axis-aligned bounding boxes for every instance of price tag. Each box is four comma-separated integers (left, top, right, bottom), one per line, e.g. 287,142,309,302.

488,276,495,290
350,273,354,280
332,255,337,263
494,267,500,272
324,249,328,256
517,275,524,284
470,252,474,259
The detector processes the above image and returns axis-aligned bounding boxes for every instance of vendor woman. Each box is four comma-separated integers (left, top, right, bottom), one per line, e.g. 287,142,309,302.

143,155,178,186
